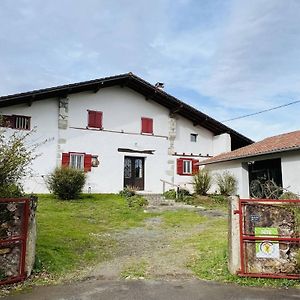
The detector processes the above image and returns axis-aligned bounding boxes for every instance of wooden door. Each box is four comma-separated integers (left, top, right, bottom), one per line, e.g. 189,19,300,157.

123,156,144,190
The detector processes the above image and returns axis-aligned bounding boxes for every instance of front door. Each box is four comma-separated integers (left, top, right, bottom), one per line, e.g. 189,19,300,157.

123,156,144,190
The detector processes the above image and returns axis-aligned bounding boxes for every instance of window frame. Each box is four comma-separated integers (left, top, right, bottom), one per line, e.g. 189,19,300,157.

87,110,103,129
69,152,85,170
1,114,31,130
183,160,192,175
141,117,153,134
190,133,198,142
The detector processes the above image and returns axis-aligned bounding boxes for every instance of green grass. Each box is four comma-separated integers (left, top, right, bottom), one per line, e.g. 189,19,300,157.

120,260,148,279
162,209,207,228
35,194,154,275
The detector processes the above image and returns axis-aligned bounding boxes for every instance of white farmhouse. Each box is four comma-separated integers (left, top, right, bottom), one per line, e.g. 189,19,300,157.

200,130,300,198
0,73,252,194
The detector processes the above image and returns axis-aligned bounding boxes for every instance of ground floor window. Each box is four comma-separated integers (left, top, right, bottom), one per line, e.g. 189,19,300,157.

183,160,192,174
70,153,84,169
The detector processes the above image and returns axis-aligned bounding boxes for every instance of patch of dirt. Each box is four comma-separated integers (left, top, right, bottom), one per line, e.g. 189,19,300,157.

87,204,226,281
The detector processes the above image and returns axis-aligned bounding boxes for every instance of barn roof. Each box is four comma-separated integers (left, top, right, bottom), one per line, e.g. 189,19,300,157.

199,130,300,165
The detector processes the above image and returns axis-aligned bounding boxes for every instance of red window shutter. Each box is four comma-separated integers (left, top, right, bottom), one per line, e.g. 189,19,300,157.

177,158,183,175
141,117,153,134
88,111,102,128
192,159,199,175
84,154,92,172
62,153,70,167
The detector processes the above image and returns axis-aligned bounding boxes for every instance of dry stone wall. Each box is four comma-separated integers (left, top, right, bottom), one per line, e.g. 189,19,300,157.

0,197,37,283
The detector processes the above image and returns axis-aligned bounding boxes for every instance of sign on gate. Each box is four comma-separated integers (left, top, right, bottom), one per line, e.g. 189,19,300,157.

235,198,300,279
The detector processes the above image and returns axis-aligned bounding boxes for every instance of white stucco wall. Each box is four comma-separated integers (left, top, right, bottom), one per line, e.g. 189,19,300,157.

212,133,231,156
281,151,300,195
205,150,300,198
204,160,249,198
0,86,237,194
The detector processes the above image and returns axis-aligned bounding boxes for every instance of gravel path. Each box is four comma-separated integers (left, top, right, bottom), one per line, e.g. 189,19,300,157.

87,206,226,280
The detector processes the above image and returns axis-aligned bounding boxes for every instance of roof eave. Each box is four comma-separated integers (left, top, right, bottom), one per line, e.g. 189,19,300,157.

200,146,300,165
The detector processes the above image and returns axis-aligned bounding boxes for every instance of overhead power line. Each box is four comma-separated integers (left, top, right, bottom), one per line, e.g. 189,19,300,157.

222,100,300,122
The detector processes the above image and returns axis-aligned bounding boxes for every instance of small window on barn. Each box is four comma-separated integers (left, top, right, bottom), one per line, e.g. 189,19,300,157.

190,133,198,142
141,117,153,134
88,110,103,129
0,115,31,130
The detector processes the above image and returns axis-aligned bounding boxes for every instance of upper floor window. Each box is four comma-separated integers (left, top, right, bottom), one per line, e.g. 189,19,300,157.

88,110,103,129
0,115,31,130
141,117,153,134
190,133,198,142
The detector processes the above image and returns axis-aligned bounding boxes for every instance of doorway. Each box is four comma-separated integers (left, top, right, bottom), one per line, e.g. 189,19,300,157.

123,156,145,190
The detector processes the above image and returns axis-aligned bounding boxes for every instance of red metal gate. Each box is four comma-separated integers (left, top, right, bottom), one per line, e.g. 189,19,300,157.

236,198,300,279
0,198,30,285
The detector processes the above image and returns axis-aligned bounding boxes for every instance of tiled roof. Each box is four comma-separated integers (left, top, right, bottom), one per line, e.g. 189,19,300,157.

200,130,300,165
0,72,253,148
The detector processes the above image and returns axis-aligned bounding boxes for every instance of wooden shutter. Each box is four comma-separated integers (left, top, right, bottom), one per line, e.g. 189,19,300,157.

84,154,92,172
141,117,153,134
177,158,183,175
88,111,102,128
62,153,70,167
192,159,199,175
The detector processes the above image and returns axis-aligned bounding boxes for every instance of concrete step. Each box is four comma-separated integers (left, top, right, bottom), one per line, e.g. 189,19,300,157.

137,193,175,206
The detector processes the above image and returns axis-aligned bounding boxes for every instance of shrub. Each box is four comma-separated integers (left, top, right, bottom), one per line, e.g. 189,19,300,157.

119,186,136,198
176,188,191,202
46,167,86,200
279,191,299,200
193,169,212,195
209,194,228,203
215,171,237,196
163,189,177,199
0,183,23,198
126,195,148,208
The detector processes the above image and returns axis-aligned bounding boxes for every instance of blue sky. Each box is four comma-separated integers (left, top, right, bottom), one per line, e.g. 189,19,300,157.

1,0,300,141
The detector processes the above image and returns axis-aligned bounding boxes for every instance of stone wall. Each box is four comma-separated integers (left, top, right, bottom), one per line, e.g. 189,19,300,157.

0,197,37,283
228,197,300,277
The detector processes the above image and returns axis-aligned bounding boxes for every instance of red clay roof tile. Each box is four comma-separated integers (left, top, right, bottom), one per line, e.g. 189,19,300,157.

200,130,300,165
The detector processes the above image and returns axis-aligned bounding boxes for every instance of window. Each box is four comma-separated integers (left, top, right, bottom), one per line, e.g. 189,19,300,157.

190,133,198,142
177,158,199,176
88,110,102,129
70,153,84,169
61,152,93,172
1,115,31,130
141,117,153,134
183,160,192,174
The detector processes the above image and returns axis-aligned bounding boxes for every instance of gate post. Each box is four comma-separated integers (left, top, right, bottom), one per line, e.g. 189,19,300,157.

228,196,241,275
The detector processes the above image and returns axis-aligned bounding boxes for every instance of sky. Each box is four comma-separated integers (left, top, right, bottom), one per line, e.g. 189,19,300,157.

0,0,300,141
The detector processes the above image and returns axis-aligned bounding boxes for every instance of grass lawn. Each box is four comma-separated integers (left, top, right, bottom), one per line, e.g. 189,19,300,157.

35,194,156,277
1,193,299,296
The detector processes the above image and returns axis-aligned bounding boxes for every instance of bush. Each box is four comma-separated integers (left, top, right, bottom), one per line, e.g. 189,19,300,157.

176,188,191,202
0,183,23,198
193,169,212,195
215,171,237,196
126,195,148,208
46,167,86,200
279,191,299,200
119,186,136,198
209,194,228,203
163,189,177,199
